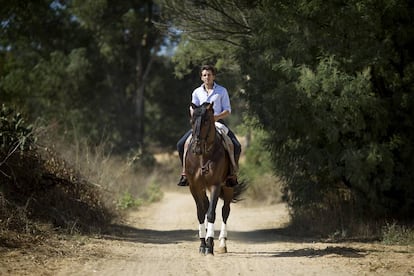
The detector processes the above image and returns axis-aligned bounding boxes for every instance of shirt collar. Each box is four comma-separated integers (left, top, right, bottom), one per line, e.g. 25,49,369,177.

202,82,216,92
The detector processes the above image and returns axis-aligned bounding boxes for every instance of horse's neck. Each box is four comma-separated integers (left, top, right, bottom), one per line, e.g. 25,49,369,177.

208,122,218,143
201,123,218,154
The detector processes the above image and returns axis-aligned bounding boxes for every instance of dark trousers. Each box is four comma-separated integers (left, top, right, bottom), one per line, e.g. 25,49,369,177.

176,122,241,164
177,129,192,163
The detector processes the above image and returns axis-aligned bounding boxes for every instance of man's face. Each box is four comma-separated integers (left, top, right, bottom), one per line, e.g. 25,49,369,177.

201,69,215,86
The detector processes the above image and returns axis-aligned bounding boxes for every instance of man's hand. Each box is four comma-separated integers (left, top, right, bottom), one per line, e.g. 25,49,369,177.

214,110,230,121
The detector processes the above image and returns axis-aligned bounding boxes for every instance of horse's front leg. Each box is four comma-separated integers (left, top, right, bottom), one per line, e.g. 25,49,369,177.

190,185,209,255
197,197,208,255
205,184,220,255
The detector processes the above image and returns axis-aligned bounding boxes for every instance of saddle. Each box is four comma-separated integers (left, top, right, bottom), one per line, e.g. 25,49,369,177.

183,122,238,176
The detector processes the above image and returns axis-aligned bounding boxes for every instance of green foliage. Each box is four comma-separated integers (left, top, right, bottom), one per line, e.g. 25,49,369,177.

0,104,35,153
267,57,393,211
1,0,189,154
117,192,144,210
144,181,163,203
237,0,414,225
0,104,40,196
116,182,163,210
171,36,240,79
0,104,42,197
236,116,282,203
162,0,414,233
239,125,272,179
156,0,253,46
144,59,198,150
156,0,248,129
382,222,414,245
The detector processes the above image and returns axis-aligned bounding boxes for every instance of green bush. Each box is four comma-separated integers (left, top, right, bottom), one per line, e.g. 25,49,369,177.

117,192,144,210
239,126,282,203
116,182,163,210
382,222,414,245
0,104,35,153
0,104,40,196
237,1,414,236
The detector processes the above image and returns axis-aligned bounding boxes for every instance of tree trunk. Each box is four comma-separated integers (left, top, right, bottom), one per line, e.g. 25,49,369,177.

134,48,155,150
135,82,145,149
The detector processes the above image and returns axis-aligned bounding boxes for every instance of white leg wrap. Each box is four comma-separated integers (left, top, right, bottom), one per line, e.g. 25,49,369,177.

219,238,227,248
206,222,215,238
199,223,206,239
218,222,227,240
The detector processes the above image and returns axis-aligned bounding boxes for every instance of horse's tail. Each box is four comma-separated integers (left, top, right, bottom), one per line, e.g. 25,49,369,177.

231,180,248,203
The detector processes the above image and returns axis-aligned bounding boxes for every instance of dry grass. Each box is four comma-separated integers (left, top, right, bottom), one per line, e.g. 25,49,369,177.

0,131,115,246
285,188,414,245
0,125,185,274
0,143,116,243
242,173,283,205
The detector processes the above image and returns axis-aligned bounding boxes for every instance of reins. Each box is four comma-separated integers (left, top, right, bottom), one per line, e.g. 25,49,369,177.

191,104,217,155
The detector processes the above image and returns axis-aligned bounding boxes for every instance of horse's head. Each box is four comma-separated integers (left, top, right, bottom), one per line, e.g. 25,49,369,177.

190,102,215,155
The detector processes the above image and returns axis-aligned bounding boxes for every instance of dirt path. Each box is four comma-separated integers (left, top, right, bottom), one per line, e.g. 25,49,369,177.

2,190,413,275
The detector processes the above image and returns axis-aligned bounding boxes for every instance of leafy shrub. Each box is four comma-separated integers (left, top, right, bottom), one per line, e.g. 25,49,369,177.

0,104,41,197
382,222,414,245
117,192,144,210
0,104,35,153
143,181,163,203
238,125,282,203
116,182,163,210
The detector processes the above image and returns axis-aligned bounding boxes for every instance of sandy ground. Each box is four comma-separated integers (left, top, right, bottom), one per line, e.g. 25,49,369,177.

1,190,414,276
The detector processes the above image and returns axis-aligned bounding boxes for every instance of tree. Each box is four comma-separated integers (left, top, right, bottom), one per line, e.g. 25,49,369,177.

1,1,187,153
156,0,252,129
145,59,198,149
70,0,165,150
158,0,414,225
240,0,414,221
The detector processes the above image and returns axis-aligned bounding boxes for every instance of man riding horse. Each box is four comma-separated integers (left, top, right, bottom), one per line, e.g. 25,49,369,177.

176,64,241,187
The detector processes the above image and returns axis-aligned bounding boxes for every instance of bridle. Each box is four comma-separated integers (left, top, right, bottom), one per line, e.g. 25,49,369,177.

191,103,215,155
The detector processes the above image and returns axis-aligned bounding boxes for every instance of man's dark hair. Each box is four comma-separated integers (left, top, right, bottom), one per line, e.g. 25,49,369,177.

200,64,216,76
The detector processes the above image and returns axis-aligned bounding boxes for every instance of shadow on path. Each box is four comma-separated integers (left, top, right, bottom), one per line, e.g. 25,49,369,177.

100,224,378,259
102,224,372,249
227,246,368,258
102,224,304,244
102,224,196,244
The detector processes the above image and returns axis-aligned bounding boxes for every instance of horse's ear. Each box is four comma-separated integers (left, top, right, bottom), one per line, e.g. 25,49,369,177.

207,102,213,110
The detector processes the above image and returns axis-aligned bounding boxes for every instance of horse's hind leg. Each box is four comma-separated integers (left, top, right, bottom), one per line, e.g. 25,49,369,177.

217,187,233,254
217,207,229,253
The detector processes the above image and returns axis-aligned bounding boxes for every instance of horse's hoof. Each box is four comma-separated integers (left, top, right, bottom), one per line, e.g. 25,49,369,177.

204,247,214,255
199,246,206,255
216,246,227,254
204,246,214,255
204,237,214,255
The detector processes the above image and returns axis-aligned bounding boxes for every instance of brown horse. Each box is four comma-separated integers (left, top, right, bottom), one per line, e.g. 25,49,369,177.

185,102,245,255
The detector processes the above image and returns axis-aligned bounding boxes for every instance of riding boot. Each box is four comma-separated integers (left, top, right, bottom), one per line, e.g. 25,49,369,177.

226,154,239,187
177,150,188,186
